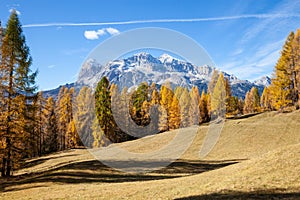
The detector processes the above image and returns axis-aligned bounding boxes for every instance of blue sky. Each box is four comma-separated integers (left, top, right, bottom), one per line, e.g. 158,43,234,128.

0,0,300,90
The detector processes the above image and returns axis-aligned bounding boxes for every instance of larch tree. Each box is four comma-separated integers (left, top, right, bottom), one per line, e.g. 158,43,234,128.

292,29,300,106
74,86,94,148
252,87,261,112
261,87,272,111
189,86,200,125
208,69,219,94
33,92,46,156
56,87,69,150
0,10,37,176
169,95,180,130
243,91,253,114
110,83,130,142
148,87,160,134
210,73,226,118
159,83,173,132
43,97,58,154
65,87,79,148
179,88,191,128
199,91,210,123
243,87,260,114
269,32,294,110
224,77,234,115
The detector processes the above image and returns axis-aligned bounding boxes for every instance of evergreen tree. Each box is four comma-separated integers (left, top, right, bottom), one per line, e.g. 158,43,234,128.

130,82,149,126
95,77,118,142
0,11,37,176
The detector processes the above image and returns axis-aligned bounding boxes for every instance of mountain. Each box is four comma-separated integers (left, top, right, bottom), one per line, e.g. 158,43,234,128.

43,83,75,100
44,52,269,99
75,52,268,98
253,76,271,87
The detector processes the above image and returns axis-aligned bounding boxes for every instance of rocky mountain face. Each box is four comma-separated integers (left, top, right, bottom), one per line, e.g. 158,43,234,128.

74,52,269,98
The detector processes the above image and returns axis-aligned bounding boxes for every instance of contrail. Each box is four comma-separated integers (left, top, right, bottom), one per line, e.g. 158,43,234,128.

23,14,300,28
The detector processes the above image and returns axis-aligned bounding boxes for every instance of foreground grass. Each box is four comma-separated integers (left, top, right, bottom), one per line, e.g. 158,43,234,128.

0,111,300,199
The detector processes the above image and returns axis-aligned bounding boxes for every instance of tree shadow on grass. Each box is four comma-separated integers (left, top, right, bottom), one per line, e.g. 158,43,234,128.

20,153,80,170
175,189,300,200
0,159,240,193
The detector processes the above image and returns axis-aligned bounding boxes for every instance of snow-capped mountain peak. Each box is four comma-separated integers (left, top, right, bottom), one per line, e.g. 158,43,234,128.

159,53,176,64
76,52,268,98
253,76,271,87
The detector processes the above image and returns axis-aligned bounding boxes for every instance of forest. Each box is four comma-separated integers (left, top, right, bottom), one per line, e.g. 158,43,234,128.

0,10,300,177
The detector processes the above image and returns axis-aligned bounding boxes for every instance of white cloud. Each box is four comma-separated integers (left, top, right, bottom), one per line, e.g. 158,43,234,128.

84,30,100,40
106,27,120,35
9,8,21,15
84,28,120,40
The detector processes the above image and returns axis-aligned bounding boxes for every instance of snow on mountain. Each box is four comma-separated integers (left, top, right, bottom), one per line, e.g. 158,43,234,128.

74,52,270,98
253,76,271,87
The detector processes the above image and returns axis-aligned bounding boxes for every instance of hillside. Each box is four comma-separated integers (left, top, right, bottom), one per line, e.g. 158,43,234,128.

0,111,299,199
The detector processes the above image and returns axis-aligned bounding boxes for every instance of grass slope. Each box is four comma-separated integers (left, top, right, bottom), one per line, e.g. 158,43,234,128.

0,111,299,199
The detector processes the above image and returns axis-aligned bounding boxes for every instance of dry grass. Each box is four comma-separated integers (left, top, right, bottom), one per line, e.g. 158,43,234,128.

0,111,299,199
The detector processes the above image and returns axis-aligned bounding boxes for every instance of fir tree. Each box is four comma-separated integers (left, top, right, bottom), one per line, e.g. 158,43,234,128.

130,82,149,126
95,77,118,142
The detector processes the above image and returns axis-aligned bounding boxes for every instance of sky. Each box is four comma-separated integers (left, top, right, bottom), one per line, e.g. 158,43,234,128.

0,0,300,90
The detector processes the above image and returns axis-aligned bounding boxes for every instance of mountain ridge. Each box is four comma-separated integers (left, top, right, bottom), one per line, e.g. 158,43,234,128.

44,52,271,99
